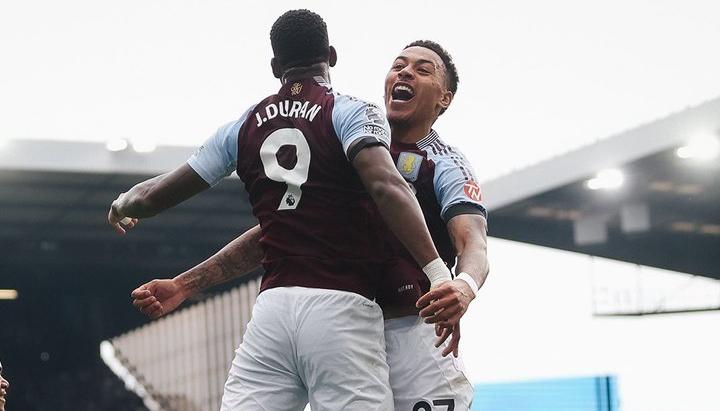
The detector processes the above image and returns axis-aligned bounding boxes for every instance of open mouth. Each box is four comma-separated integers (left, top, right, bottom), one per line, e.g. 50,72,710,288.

391,83,415,102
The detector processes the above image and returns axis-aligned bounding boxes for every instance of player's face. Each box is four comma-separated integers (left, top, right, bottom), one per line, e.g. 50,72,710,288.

0,361,8,411
384,46,452,128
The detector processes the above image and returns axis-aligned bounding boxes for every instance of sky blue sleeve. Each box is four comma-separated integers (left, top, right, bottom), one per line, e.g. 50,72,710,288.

432,148,488,222
187,106,254,186
331,94,391,161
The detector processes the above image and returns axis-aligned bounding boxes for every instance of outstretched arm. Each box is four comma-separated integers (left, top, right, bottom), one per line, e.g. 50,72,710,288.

109,111,251,234
108,164,210,234
131,225,263,319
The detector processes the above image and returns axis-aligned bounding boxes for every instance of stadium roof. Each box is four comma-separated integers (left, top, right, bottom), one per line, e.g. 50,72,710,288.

482,97,720,280
0,141,253,272
1,96,718,278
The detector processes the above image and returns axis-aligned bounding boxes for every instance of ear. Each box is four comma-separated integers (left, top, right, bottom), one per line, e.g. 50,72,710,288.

439,90,453,111
328,45,337,68
271,57,282,79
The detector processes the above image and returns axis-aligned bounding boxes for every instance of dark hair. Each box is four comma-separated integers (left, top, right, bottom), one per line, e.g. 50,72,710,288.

270,9,330,71
405,40,459,115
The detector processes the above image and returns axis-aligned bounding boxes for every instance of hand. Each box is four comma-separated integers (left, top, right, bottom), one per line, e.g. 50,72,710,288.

416,279,475,328
131,279,188,319
435,323,461,357
108,194,139,235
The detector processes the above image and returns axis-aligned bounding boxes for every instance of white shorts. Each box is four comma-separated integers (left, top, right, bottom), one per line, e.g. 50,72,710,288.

385,316,474,411
221,286,394,411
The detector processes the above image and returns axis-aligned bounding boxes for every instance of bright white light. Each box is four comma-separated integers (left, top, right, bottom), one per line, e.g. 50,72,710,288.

676,135,720,160
132,140,157,153
0,289,18,300
105,138,128,152
586,169,624,190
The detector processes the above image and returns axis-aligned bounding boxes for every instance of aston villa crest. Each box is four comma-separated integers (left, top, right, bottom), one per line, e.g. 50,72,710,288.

396,152,422,182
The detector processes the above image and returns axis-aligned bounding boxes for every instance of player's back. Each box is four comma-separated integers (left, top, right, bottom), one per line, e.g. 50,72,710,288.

235,77,390,299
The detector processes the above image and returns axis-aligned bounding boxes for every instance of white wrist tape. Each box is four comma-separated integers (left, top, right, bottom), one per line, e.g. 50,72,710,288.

456,272,479,297
422,257,451,288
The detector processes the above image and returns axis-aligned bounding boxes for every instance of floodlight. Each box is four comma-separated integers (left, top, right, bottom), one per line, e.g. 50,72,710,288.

586,169,624,190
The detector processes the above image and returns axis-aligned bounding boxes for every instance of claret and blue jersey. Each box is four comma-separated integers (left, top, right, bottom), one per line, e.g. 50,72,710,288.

188,77,392,300
378,130,488,309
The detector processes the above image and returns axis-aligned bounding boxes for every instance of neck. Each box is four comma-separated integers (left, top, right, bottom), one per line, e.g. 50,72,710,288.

281,62,331,84
390,119,434,145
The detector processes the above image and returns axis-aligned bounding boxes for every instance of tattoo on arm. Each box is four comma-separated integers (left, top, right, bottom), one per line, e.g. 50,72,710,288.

177,226,264,294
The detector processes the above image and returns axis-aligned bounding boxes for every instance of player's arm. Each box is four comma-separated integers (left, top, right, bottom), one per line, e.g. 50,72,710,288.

352,147,443,271
108,165,209,234
131,225,263,319
418,153,489,331
449,214,489,291
421,214,489,324
108,108,253,235
335,97,451,286
428,214,490,356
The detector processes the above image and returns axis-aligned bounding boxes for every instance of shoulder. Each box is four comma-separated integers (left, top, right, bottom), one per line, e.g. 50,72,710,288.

427,138,476,179
331,92,388,132
332,92,383,116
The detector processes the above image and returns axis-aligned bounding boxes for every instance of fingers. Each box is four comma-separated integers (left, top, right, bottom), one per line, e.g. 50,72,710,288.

418,283,469,327
442,326,461,357
424,303,462,325
147,302,164,319
123,218,139,231
131,279,159,297
133,296,164,318
434,326,452,347
133,295,157,310
419,294,462,319
416,288,442,309
131,280,170,319
108,208,124,233
417,283,455,315
418,297,446,318
131,288,151,299
433,308,464,329
107,204,138,235
131,280,155,297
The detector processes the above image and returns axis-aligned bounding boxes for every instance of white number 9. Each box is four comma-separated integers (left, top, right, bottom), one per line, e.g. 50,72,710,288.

260,128,311,210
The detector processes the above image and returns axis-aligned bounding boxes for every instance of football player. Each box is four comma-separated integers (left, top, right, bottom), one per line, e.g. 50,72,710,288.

113,10,458,411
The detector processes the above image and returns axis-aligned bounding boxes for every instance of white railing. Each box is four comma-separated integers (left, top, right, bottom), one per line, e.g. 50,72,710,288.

104,277,261,411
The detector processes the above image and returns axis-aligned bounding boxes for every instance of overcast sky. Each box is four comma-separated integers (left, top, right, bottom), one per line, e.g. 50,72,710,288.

2,0,720,179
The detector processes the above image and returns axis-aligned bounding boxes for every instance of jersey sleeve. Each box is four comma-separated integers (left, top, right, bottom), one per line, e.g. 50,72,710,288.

433,148,488,222
331,94,391,161
187,105,255,186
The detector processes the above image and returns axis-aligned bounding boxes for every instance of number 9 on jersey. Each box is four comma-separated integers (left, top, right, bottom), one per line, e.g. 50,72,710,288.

260,128,312,210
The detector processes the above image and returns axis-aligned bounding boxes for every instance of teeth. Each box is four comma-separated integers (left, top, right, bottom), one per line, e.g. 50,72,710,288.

393,84,414,95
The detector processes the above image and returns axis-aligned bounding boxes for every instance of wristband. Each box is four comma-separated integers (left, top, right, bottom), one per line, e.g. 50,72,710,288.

456,272,479,297
422,257,451,288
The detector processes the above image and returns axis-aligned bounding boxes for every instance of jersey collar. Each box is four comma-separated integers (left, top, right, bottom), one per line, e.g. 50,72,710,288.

313,76,333,91
416,129,440,149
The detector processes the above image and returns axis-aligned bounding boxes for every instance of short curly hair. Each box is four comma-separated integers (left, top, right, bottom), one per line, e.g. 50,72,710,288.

270,9,330,71
405,40,459,115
